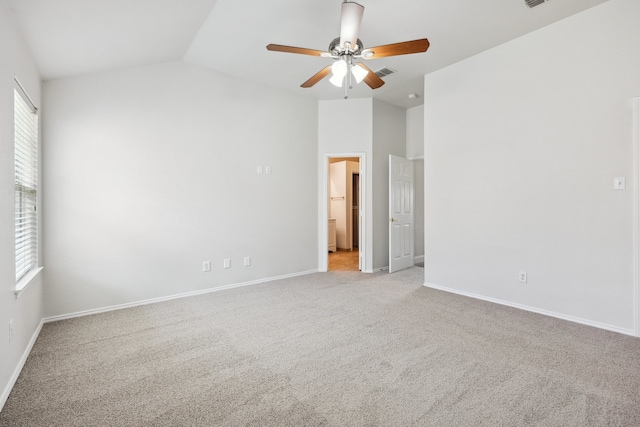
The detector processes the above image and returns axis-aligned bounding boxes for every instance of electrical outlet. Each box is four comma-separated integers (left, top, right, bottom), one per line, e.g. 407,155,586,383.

519,271,527,283
203,261,211,272
224,258,231,269
9,319,14,343
244,257,251,267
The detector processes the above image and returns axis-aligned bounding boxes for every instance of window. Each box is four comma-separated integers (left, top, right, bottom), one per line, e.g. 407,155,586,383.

14,82,38,283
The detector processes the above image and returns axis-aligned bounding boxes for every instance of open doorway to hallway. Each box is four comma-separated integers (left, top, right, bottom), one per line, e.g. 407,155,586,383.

328,248,359,271
328,157,361,271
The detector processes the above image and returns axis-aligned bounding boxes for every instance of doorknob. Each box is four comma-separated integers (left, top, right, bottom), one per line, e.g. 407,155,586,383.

389,217,397,222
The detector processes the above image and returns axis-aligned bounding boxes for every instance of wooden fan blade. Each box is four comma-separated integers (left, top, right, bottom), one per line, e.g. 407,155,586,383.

357,63,385,89
266,44,328,57
301,65,333,88
363,38,430,59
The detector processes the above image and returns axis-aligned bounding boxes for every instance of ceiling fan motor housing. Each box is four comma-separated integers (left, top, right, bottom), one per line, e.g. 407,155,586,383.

329,37,363,56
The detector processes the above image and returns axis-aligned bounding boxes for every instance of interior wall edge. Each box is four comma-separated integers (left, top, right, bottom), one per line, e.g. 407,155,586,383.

0,319,44,413
633,96,640,337
42,269,319,324
424,282,636,337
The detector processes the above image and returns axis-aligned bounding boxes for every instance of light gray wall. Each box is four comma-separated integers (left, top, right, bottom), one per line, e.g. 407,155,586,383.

423,0,640,334
0,0,43,410
406,105,425,261
372,99,406,270
42,60,319,318
413,159,424,260
406,105,424,159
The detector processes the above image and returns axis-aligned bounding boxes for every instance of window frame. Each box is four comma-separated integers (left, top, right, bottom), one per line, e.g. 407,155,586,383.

14,78,42,297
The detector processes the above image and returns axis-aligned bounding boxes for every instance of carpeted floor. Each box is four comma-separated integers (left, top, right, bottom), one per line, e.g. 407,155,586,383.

1,267,639,426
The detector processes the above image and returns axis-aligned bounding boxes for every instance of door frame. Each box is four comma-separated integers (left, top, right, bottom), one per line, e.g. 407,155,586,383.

320,153,366,272
351,171,360,251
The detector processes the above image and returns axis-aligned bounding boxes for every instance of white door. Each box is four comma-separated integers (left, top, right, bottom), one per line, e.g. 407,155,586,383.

389,155,414,273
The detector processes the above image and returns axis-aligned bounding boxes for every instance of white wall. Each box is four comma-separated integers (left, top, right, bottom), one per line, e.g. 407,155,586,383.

372,99,406,270
423,0,640,334
42,60,319,318
0,0,43,410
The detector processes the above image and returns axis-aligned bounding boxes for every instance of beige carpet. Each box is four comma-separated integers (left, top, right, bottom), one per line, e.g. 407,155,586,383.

1,267,639,426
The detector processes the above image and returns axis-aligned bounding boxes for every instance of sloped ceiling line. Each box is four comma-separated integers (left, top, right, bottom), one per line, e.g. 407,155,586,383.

8,0,610,109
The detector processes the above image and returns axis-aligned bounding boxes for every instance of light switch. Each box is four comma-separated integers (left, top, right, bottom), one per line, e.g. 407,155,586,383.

614,177,626,190
265,166,272,175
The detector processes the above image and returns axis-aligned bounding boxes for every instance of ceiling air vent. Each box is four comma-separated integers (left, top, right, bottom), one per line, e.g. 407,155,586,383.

374,67,396,78
525,0,546,8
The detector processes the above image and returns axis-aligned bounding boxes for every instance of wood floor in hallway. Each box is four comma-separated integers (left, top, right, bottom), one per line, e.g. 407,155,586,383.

328,249,359,271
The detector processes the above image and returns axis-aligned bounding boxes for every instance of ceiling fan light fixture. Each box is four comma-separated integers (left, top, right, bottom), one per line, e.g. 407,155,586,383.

352,63,368,83
330,60,348,87
329,74,344,87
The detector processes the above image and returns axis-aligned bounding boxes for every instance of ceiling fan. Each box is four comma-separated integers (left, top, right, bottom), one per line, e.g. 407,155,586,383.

266,1,430,98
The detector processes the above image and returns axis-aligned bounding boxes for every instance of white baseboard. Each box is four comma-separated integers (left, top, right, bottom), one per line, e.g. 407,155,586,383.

1,319,44,413
414,255,424,264
44,270,319,323
424,282,636,337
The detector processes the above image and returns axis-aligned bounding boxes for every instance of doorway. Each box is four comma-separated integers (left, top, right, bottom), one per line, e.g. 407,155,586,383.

324,155,364,272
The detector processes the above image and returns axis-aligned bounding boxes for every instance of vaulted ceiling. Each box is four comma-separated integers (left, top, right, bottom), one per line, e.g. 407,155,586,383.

7,0,609,108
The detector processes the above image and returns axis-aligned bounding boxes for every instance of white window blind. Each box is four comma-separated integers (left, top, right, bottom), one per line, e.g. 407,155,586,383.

14,85,38,282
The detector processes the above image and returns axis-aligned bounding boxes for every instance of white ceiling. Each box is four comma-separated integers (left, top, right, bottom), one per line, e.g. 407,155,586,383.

7,0,609,109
